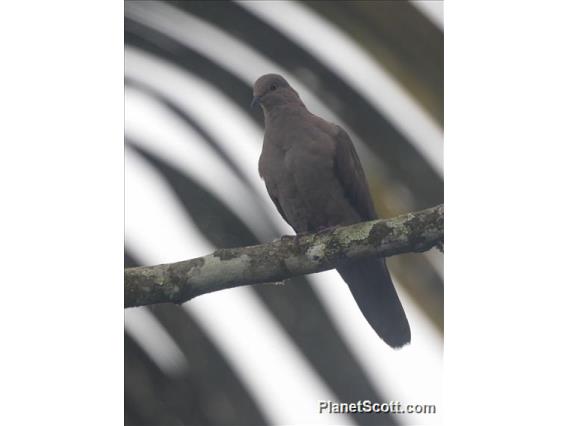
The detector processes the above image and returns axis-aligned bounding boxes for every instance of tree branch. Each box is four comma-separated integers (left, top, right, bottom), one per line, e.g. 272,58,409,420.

125,204,443,308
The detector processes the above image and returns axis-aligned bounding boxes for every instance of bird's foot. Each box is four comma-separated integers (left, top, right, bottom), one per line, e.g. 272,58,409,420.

279,232,310,243
277,227,334,243
315,225,338,235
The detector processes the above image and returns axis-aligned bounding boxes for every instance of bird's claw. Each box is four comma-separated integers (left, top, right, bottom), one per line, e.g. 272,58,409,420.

315,225,338,235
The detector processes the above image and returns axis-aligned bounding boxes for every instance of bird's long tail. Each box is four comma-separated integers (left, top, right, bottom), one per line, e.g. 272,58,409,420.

337,257,411,348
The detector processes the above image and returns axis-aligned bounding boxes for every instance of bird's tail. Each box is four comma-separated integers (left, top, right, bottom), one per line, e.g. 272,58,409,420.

337,257,411,348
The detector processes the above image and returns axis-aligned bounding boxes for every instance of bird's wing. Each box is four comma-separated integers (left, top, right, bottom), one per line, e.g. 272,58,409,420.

333,126,378,221
333,126,410,347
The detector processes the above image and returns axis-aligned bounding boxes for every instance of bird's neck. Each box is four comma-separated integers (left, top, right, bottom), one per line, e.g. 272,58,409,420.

262,90,307,114
263,105,310,150
263,102,308,125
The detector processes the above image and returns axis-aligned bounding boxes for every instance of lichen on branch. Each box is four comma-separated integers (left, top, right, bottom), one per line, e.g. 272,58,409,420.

125,204,443,308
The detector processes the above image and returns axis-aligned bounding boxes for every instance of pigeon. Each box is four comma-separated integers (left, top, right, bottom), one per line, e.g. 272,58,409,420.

252,73,410,348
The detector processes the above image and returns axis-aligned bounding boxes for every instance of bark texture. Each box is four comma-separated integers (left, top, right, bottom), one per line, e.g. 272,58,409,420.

125,204,443,308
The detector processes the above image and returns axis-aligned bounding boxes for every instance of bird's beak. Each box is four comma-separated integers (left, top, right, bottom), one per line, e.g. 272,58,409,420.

250,96,260,109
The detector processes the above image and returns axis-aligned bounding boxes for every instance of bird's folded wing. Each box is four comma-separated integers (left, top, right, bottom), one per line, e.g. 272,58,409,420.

332,126,378,221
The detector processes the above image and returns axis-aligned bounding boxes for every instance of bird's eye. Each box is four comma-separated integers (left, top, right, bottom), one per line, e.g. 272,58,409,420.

270,84,277,91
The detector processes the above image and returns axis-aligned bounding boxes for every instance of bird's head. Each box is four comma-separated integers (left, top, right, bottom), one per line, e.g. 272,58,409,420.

251,74,304,111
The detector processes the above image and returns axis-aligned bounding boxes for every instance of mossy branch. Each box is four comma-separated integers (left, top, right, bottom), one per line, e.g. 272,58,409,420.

125,204,443,308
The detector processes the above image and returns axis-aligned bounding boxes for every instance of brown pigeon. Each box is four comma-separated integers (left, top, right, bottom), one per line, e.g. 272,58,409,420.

252,73,410,348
